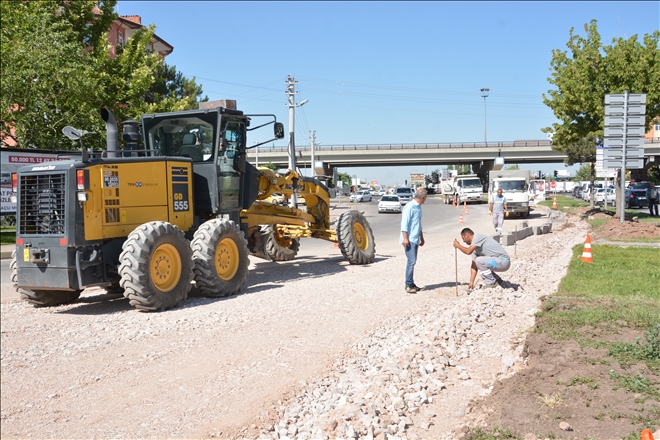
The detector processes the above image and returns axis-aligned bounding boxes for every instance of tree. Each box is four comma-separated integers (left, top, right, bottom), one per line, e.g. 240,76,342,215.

260,161,279,172
542,20,660,211
504,164,520,170
450,164,471,175
336,171,351,187
573,164,592,181
1,2,109,149
1,1,208,151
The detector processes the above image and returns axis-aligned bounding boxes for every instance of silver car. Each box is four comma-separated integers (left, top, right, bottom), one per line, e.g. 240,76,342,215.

349,190,372,202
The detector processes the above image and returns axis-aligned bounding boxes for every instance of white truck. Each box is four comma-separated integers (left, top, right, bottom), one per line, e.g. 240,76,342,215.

488,169,531,218
442,174,484,204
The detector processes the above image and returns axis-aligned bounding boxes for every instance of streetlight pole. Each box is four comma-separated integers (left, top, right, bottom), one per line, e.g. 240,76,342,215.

480,88,490,145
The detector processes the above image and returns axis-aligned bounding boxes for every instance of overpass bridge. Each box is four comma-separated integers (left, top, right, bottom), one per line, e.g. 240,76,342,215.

249,139,660,180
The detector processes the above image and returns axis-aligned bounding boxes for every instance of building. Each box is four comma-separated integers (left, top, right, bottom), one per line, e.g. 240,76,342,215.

644,117,660,141
103,12,173,58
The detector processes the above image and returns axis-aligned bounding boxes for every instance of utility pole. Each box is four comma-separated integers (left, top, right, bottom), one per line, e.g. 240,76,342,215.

480,88,490,144
285,75,308,206
310,130,315,178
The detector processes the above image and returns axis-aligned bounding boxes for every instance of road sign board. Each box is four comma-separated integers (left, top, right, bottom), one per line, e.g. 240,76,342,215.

602,137,645,148
550,182,556,189
603,148,644,159
604,93,647,105
604,115,646,126
603,158,645,169
604,104,647,115
604,126,646,137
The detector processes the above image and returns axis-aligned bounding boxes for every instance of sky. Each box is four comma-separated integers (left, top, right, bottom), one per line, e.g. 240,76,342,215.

116,1,659,186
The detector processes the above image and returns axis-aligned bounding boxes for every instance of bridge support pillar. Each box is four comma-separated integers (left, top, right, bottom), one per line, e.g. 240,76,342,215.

472,160,494,188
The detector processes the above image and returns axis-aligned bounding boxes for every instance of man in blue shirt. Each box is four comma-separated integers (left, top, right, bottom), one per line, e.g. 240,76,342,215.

400,188,428,293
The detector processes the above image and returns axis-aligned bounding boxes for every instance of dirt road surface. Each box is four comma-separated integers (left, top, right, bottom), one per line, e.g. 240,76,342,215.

1,203,587,439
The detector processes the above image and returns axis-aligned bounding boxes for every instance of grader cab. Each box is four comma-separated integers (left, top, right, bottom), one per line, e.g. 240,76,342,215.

10,102,376,311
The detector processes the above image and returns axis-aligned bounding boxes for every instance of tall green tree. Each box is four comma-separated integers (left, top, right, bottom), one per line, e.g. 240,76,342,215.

1,2,110,149
1,1,207,151
542,20,660,210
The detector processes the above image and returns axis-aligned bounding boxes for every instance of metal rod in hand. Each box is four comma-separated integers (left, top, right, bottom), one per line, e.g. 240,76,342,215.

455,247,458,296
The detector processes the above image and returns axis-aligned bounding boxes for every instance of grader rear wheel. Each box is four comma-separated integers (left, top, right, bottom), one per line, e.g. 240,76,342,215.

191,219,250,298
10,250,81,307
119,221,193,311
336,210,376,265
265,225,300,261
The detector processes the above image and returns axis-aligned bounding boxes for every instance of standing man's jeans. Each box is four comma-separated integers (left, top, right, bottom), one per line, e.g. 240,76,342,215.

404,243,419,287
649,198,658,216
493,212,504,235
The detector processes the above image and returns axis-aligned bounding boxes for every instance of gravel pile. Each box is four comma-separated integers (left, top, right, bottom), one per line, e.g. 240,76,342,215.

223,221,590,440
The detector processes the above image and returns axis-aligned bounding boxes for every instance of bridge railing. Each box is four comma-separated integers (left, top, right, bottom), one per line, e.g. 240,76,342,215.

252,138,660,153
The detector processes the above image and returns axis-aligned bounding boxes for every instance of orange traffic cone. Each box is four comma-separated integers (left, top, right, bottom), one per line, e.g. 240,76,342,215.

552,195,557,209
464,203,469,215
463,201,467,210
333,242,339,248
459,214,464,224
452,197,455,207
581,235,593,263
640,429,655,440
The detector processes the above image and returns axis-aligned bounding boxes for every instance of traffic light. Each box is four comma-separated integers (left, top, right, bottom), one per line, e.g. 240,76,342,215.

538,170,543,179
553,170,558,178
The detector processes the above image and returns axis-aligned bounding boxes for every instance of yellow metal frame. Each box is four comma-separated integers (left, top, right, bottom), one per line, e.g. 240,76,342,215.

240,168,337,243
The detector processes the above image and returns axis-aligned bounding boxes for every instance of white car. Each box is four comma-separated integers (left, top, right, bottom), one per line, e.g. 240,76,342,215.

349,190,372,202
595,188,616,205
378,195,402,213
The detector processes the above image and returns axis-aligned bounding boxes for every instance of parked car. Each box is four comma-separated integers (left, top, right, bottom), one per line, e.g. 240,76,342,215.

395,187,414,205
624,189,648,209
378,195,402,213
349,190,372,202
574,186,583,199
594,188,616,205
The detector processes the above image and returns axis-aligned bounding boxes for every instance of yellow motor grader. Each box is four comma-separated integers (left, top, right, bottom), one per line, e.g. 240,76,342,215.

10,102,375,311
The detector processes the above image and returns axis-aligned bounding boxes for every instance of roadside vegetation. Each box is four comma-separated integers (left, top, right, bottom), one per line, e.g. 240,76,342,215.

1,217,16,245
466,244,660,440
1,227,16,245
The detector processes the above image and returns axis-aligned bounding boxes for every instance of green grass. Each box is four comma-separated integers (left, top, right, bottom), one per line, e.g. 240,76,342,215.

537,244,660,372
0,226,16,245
599,206,660,225
538,195,589,210
465,426,522,440
557,245,660,299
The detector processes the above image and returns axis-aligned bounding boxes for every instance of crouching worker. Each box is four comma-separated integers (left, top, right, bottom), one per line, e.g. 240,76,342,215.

453,227,510,290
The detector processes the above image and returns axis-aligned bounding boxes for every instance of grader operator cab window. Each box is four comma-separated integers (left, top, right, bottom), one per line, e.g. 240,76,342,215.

145,116,215,162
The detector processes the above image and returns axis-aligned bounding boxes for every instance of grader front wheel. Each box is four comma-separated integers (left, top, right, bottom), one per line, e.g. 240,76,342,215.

191,219,250,297
336,210,376,265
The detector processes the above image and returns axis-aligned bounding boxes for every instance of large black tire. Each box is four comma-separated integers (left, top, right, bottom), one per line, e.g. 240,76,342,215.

191,219,250,297
11,250,81,306
119,221,193,312
19,289,81,307
18,288,81,307
265,225,300,261
10,250,17,287
336,210,376,265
